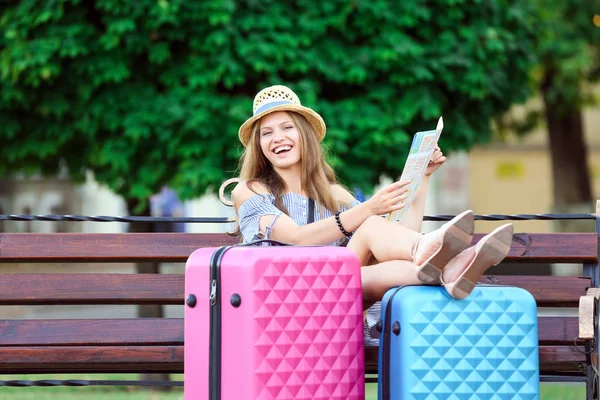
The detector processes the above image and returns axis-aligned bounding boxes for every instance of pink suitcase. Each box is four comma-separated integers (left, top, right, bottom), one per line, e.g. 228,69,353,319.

184,244,365,400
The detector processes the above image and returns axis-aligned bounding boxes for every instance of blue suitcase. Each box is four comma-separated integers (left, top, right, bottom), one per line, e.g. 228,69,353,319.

378,285,540,400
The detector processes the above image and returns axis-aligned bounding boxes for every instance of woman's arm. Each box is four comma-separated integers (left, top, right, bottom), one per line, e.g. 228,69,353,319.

232,180,408,246
398,147,446,232
399,176,430,232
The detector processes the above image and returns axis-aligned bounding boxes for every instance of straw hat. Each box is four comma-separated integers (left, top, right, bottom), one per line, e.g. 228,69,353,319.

238,85,326,146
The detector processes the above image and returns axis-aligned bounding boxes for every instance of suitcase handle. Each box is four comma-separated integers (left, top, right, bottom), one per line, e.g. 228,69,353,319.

239,239,291,247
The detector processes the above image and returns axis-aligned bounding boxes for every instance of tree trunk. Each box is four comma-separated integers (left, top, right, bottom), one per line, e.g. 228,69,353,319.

541,69,593,230
127,199,171,391
542,71,592,205
541,69,593,277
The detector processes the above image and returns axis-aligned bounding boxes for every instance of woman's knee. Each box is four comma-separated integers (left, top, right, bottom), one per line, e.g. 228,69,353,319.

351,216,384,249
357,215,385,234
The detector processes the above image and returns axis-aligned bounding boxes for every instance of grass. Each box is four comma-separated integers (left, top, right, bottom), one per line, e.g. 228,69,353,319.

365,383,586,399
0,374,587,399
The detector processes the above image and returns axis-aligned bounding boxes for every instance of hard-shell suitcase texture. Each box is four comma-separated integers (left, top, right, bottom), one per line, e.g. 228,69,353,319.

184,245,365,400
378,285,539,400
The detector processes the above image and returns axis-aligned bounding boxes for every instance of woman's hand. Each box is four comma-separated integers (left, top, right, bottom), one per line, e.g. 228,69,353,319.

365,180,411,216
424,147,446,177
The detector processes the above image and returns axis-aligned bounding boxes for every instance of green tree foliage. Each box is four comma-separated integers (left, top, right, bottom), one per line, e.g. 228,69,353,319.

501,1,598,209
537,0,599,112
0,0,540,209
538,0,599,208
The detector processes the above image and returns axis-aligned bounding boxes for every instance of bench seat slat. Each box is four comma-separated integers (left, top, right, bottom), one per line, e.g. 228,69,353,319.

0,345,584,375
0,317,580,346
0,274,589,307
365,346,586,377
0,233,597,263
0,346,183,374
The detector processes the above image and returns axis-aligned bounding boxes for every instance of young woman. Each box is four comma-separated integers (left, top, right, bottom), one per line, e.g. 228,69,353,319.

230,85,513,339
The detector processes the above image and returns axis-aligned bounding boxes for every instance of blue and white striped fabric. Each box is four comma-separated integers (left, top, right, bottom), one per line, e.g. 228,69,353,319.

237,191,382,345
237,192,359,245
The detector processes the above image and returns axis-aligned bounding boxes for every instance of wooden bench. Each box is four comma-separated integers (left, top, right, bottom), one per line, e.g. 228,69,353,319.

0,228,599,397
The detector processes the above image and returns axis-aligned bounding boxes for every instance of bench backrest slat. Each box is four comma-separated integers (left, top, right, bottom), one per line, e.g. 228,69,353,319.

478,275,590,307
0,319,183,346
0,274,589,307
0,274,184,305
0,233,597,263
0,233,238,263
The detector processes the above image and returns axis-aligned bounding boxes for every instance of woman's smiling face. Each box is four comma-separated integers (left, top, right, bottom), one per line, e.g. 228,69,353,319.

259,111,302,171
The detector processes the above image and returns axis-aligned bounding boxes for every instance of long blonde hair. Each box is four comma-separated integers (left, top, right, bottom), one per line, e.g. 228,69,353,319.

239,111,340,217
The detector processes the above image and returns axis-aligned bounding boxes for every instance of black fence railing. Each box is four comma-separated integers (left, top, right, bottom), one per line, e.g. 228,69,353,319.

0,213,596,223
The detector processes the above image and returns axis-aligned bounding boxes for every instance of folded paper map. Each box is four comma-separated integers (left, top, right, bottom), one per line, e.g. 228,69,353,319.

386,117,444,222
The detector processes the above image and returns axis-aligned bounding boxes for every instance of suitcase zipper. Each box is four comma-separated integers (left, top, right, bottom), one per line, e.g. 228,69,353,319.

209,246,232,400
381,286,404,400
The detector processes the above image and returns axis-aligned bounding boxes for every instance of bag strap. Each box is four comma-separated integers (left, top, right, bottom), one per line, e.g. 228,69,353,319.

239,239,290,247
307,198,315,224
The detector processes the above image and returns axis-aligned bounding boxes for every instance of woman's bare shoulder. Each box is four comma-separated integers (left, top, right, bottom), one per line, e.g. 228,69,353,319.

232,180,271,208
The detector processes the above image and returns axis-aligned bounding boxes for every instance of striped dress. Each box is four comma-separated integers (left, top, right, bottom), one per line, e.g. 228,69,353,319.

237,192,382,346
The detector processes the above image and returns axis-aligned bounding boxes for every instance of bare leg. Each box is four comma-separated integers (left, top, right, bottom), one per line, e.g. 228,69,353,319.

361,260,422,308
348,213,475,284
348,214,478,312
346,216,421,266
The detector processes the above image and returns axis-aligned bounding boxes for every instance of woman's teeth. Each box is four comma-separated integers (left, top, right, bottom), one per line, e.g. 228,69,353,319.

274,145,292,154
